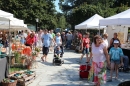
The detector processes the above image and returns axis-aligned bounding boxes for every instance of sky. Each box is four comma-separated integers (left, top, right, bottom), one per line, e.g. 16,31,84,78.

54,0,62,13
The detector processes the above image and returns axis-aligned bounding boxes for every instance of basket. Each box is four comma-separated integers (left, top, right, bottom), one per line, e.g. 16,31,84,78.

1,80,17,86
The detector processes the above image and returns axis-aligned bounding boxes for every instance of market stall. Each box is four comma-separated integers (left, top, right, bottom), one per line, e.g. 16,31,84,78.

75,14,106,35
0,10,36,86
75,14,105,30
99,8,130,64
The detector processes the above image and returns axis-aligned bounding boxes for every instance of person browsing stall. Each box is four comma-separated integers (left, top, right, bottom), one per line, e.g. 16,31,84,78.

107,40,124,82
103,33,108,49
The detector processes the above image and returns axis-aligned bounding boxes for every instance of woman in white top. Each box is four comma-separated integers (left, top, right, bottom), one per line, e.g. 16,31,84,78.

88,35,110,86
103,33,108,48
55,32,62,46
54,32,64,56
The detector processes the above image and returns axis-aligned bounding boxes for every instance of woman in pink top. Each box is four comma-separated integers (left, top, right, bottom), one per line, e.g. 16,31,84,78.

88,35,110,86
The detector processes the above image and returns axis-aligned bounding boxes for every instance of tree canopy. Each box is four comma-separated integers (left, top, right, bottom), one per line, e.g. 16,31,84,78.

0,0,67,30
59,0,130,30
0,0,129,30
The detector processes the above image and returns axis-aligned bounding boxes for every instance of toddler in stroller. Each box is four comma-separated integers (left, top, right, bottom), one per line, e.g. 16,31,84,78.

54,46,63,58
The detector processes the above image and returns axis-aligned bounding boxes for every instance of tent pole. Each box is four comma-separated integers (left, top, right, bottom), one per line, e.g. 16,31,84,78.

99,25,100,35
86,26,87,32
9,20,11,74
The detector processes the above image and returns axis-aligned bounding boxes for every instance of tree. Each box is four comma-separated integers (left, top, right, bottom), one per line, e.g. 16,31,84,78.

59,0,130,30
0,0,60,29
56,13,66,30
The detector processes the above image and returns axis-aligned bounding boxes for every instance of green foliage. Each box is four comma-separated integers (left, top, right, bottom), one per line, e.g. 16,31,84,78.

14,51,21,63
0,0,67,29
59,0,130,30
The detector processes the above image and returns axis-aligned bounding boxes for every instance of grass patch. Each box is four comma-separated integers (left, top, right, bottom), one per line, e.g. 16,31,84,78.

9,67,26,74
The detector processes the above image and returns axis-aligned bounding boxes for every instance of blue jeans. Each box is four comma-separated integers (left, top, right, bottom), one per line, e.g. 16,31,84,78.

82,48,89,55
66,40,72,48
123,56,129,70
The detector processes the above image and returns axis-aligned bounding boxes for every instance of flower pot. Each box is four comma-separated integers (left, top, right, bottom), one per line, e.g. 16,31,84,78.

27,64,32,70
32,56,36,60
36,52,40,57
21,59,26,65
1,80,17,86
11,57,15,65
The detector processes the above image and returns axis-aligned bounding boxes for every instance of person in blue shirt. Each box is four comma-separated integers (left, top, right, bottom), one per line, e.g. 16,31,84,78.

41,29,53,62
108,40,124,82
20,36,25,44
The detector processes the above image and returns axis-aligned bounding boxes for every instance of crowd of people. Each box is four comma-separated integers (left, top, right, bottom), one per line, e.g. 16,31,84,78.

2,29,129,86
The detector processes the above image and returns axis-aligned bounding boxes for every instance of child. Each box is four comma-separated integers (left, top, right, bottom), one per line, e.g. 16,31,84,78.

54,46,62,58
108,40,124,82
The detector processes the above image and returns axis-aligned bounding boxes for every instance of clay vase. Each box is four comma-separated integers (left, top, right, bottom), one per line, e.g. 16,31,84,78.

21,59,26,65
11,56,15,65
36,52,40,57
32,56,36,60
27,63,32,70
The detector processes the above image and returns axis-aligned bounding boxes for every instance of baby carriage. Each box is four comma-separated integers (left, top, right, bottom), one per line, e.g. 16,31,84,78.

53,45,64,66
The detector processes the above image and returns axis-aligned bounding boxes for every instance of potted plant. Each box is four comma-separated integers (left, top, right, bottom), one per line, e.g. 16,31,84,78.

35,47,41,56
35,47,41,52
32,51,37,60
26,58,33,70
11,51,16,65
20,55,26,65
1,78,17,86
14,51,21,63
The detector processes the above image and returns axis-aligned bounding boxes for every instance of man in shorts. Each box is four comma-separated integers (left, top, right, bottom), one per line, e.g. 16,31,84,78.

41,29,53,62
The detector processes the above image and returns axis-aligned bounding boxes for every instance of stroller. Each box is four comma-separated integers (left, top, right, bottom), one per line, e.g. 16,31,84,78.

53,45,64,66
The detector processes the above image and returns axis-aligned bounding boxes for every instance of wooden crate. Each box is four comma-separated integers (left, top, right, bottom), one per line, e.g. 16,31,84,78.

17,73,36,86
9,71,36,86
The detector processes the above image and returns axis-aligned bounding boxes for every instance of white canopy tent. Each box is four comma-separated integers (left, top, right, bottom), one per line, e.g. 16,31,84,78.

0,17,10,21
0,10,27,30
0,10,13,18
0,17,27,30
75,14,105,29
99,8,130,45
99,8,130,26
0,11,28,71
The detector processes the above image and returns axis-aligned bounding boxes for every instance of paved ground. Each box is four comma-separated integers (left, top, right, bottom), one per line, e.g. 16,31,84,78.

28,49,130,86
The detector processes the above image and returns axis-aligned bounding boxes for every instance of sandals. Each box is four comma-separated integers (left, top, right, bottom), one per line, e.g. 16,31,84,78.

41,57,44,62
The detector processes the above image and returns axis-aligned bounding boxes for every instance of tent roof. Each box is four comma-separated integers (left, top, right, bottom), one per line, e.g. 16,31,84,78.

100,8,130,26
0,17,10,21
75,14,105,29
0,10,13,17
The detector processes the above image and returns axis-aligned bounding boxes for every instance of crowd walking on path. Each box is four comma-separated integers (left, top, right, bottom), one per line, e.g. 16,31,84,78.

6,29,130,86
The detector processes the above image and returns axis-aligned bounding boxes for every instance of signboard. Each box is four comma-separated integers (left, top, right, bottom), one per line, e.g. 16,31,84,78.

118,32,124,44
27,25,36,31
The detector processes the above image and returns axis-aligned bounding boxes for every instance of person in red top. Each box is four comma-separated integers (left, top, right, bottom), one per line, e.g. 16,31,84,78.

78,31,82,40
79,32,90,63
25,33,35,49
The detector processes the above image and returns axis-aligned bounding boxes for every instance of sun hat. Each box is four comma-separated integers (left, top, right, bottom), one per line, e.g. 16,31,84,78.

114,40,119,43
